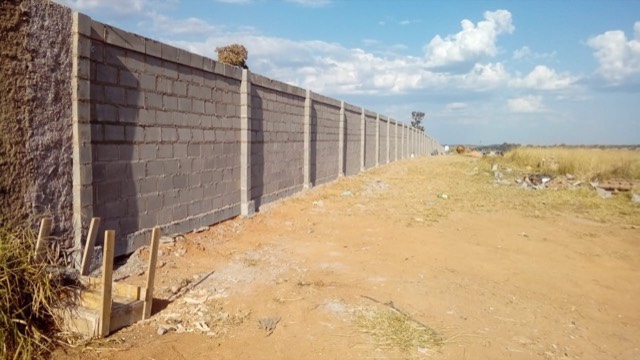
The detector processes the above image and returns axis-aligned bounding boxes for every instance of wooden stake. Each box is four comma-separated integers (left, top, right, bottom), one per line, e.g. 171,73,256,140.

34,217,52,262
80,217,101,276
99,230,115,337
143,227,161,319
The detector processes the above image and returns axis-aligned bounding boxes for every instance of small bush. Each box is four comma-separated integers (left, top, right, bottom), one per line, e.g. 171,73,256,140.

0,226,73,359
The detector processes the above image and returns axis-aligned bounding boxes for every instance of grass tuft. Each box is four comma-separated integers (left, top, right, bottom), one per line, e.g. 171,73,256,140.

356,307,443,354
0,226,75,359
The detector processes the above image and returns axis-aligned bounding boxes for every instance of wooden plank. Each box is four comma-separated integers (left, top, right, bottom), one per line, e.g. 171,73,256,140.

143,227,161,319
80,276,142,301
109,300,144,333
80,217,101,276
34,217,52,262
99,230,115,337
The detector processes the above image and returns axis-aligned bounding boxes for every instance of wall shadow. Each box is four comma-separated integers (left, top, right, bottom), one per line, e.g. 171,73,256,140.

250,85,265,211
90,43,140,258
310,106,318,186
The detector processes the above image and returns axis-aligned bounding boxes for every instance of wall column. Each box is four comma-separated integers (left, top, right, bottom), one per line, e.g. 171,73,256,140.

303,89,311,188
338,101,345,176
240,69,254,216
71,12,94,263
360,108,365,172
375,113,380,167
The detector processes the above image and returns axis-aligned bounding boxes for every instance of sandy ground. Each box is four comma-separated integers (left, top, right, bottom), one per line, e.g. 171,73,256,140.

54,156,640,360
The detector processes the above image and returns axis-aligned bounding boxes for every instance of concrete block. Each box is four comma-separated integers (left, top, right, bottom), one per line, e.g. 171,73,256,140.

156,77,172,93
104,25,145,53
139,73,156,91
90,84,104,102
144,127,161,142
157,144,173,159
178,98,192,112
172,174,188,189
173,204,188,220
193,99,204,114
118,107,137,124
163,95,178,111
104,85,125,105
163,159,180,173
156,110,172,125
157,176,174,192
178,128,191,142
187,144,200,157
173,143,188,158
139,108,156,126
124,126,144,142
161,127,178,142
119,70,138,88
145,92,162,109
126,89,144,107
126,51,145,73
94,104,116,122
129,161,146,179
163,60,178,79
104,124,125,142
139,144,157,160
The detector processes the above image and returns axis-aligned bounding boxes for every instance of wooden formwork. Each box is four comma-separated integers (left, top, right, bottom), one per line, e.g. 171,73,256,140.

38,218,161,338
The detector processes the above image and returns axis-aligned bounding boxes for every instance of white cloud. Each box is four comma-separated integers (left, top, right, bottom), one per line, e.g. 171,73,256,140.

424,9,514,68
445,102,468,111
507,95,544,113
148,13,219,35
513,46,531,60
460,62,510,90
587,21,640,84
56,0,146,15
511,65,577,90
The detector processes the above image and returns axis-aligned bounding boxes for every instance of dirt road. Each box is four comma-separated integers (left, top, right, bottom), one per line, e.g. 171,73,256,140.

55,156,640,360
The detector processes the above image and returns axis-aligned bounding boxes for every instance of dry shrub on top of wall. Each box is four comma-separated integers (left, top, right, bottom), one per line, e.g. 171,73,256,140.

216,44,249,69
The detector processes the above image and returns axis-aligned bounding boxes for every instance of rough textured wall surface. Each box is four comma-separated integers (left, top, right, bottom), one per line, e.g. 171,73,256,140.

87,23,242,255
379,118,388,164
310,97,340,186
0,0,72,238
389,123,397,162
250,80,305,207
365,113,376,169
344,106,361,176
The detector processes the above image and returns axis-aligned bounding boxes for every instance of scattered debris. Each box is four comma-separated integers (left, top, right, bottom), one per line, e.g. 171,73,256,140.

313,200,324,207
632,194,640,203
194,226,209,234
595,187,613,199
437,193,449,200
258,316,281,336
341,191,353,197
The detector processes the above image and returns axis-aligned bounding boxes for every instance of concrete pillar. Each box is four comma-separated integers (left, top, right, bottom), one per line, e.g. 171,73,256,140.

338,101,345,176
240,69,254,216
360,108,365,172
394,121,398,161
72,12,94,262
303,89,311,188
401,125,405,159
375,113,380,167
386,117,390,164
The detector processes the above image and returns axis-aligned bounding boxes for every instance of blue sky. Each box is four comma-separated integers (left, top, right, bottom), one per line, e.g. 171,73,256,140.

56,0,640,145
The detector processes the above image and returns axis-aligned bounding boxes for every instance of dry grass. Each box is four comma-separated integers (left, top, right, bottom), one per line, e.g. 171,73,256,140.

499,147,640,180
215,44,248,69
0,226,75,359
355,307,443,355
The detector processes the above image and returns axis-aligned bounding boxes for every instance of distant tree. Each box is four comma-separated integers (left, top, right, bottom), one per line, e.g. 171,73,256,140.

411,111,425,131
215,44,249,69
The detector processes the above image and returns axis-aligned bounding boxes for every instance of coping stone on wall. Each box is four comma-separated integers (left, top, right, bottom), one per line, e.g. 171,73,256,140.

310,91,341,108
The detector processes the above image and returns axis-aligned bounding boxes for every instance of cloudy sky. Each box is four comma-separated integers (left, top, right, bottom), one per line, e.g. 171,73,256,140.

56,0,640,145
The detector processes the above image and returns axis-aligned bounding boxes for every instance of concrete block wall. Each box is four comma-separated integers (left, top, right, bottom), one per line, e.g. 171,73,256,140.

83,19,243,254
310,93,341,186
249,74,306,207
58,9,445,256
344,104,362,176
379,116,389,164
364,111,377,169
